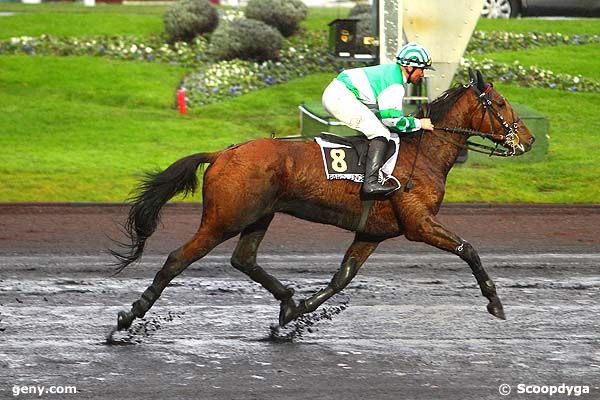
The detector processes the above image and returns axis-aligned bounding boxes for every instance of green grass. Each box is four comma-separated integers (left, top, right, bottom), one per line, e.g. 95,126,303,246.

0,3,168,14
473,43,600,80
476,17,600,35
0,55,323,201
0,10,163,39
1,55,598,202
0,4,343,39
447,84,600,203
301,7,349,32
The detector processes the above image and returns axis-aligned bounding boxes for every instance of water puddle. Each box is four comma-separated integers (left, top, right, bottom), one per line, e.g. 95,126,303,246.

105,311,186,345
264,297,349,342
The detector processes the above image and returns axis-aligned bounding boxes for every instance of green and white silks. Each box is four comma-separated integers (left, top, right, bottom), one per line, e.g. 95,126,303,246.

322,63,421,140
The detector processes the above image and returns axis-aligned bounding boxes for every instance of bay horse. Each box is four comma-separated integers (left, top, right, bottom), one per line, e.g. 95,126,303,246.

112,70,535,331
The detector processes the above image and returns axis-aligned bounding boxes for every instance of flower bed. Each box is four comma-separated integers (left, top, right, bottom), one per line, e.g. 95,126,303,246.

458,58,600,93
184,33,364,106
0,34,209,66
466,31,600,54
1,29,598,107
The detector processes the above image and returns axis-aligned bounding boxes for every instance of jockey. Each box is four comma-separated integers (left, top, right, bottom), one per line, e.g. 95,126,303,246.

322,42,436,199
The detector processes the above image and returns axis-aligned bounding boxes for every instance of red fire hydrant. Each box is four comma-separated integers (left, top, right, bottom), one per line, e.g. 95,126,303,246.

177,88,187,115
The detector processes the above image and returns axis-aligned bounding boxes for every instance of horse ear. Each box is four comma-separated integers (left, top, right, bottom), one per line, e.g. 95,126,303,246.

468,68,477,84
476,70,486,92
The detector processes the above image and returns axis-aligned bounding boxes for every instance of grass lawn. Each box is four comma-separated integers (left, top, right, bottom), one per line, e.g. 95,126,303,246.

475,17,600,35
0,3,168,14
1,55,598,203
0,4,342,39
448,84,600,203
300,6,349,32
0,12,163,39
0,5,167,39
473,43,600,80
0,55,322,202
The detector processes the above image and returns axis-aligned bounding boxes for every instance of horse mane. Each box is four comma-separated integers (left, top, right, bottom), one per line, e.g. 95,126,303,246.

416,84,469,124
392,84,469,145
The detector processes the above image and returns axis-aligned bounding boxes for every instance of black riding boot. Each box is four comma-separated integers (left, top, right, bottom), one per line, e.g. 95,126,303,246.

361,137,398,199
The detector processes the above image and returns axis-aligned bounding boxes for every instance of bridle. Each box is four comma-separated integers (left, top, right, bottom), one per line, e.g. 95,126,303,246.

433,81,525,157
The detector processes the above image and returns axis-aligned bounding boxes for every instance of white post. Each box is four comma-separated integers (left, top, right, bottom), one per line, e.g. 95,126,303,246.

84,0,96,7
402,0,484,101
378,0,403,64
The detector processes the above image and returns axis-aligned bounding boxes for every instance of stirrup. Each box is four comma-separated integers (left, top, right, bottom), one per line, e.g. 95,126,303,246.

381,175,402,193
361,185,395,200
361,175,401,199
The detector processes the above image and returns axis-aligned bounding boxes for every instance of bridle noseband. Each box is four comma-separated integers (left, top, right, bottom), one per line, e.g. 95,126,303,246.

434,81,525,157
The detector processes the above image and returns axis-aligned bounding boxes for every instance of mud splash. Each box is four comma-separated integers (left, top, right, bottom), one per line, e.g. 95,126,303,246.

106,311,185,345
266,297,349,342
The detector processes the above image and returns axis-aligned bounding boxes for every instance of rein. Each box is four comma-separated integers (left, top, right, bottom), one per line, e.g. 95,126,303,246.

432,81,524,157
434,127,513,157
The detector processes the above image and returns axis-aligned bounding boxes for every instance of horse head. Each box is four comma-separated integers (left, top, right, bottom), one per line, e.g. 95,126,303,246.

466,69,536,156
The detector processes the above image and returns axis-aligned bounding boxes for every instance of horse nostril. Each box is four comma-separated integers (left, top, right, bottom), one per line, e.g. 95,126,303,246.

530,136,536,145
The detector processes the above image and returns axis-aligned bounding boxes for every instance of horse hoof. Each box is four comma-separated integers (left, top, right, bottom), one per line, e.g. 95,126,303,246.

117,310,135,330
279,298,299,327
487,300,506,320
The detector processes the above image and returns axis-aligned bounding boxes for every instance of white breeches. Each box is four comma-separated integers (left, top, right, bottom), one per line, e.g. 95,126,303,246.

322,79,391,140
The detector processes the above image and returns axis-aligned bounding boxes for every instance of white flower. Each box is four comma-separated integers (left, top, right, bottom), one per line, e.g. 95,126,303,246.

573,76,580,84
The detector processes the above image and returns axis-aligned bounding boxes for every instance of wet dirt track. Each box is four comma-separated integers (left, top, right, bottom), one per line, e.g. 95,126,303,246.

0,204,599,399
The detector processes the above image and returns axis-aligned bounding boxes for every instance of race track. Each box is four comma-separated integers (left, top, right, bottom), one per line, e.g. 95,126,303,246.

1,204,599,399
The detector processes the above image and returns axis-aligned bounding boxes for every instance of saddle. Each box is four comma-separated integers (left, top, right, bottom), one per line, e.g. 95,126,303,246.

315,133,400,183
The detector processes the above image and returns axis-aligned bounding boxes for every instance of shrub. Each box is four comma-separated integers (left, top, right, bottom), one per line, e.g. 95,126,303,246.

209,18,283,62
349,3,372,17
245,0,308,37
163,0,218,43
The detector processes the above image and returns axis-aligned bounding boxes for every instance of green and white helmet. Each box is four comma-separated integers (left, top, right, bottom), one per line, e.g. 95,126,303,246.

396,42,434,70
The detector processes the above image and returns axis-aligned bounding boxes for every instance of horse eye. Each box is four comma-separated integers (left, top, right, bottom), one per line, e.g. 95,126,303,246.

497,98,506,107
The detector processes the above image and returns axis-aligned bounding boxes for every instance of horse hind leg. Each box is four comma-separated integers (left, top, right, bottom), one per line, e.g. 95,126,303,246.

230,215,295,321
117,226,229,331
280,234,379,327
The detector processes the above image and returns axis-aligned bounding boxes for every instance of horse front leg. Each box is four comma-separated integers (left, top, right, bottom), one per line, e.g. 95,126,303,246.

406,214,506,320
279,234,379,326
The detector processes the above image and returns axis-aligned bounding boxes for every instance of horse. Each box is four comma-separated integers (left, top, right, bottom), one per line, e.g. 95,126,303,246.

112,69,535,332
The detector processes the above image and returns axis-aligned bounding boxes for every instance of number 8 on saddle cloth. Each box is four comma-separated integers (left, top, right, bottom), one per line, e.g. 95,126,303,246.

315,133,401,186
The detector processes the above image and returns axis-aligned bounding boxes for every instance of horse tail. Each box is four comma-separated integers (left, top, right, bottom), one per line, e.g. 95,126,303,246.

110,152,218,275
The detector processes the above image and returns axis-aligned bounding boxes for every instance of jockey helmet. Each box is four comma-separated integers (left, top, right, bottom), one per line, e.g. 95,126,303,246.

396,42,434,70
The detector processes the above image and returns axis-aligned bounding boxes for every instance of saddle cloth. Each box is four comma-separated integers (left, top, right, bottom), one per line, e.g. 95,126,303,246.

315,133,401,183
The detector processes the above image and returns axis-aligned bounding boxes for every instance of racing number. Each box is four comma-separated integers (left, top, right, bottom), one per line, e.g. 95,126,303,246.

330,149,348,172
